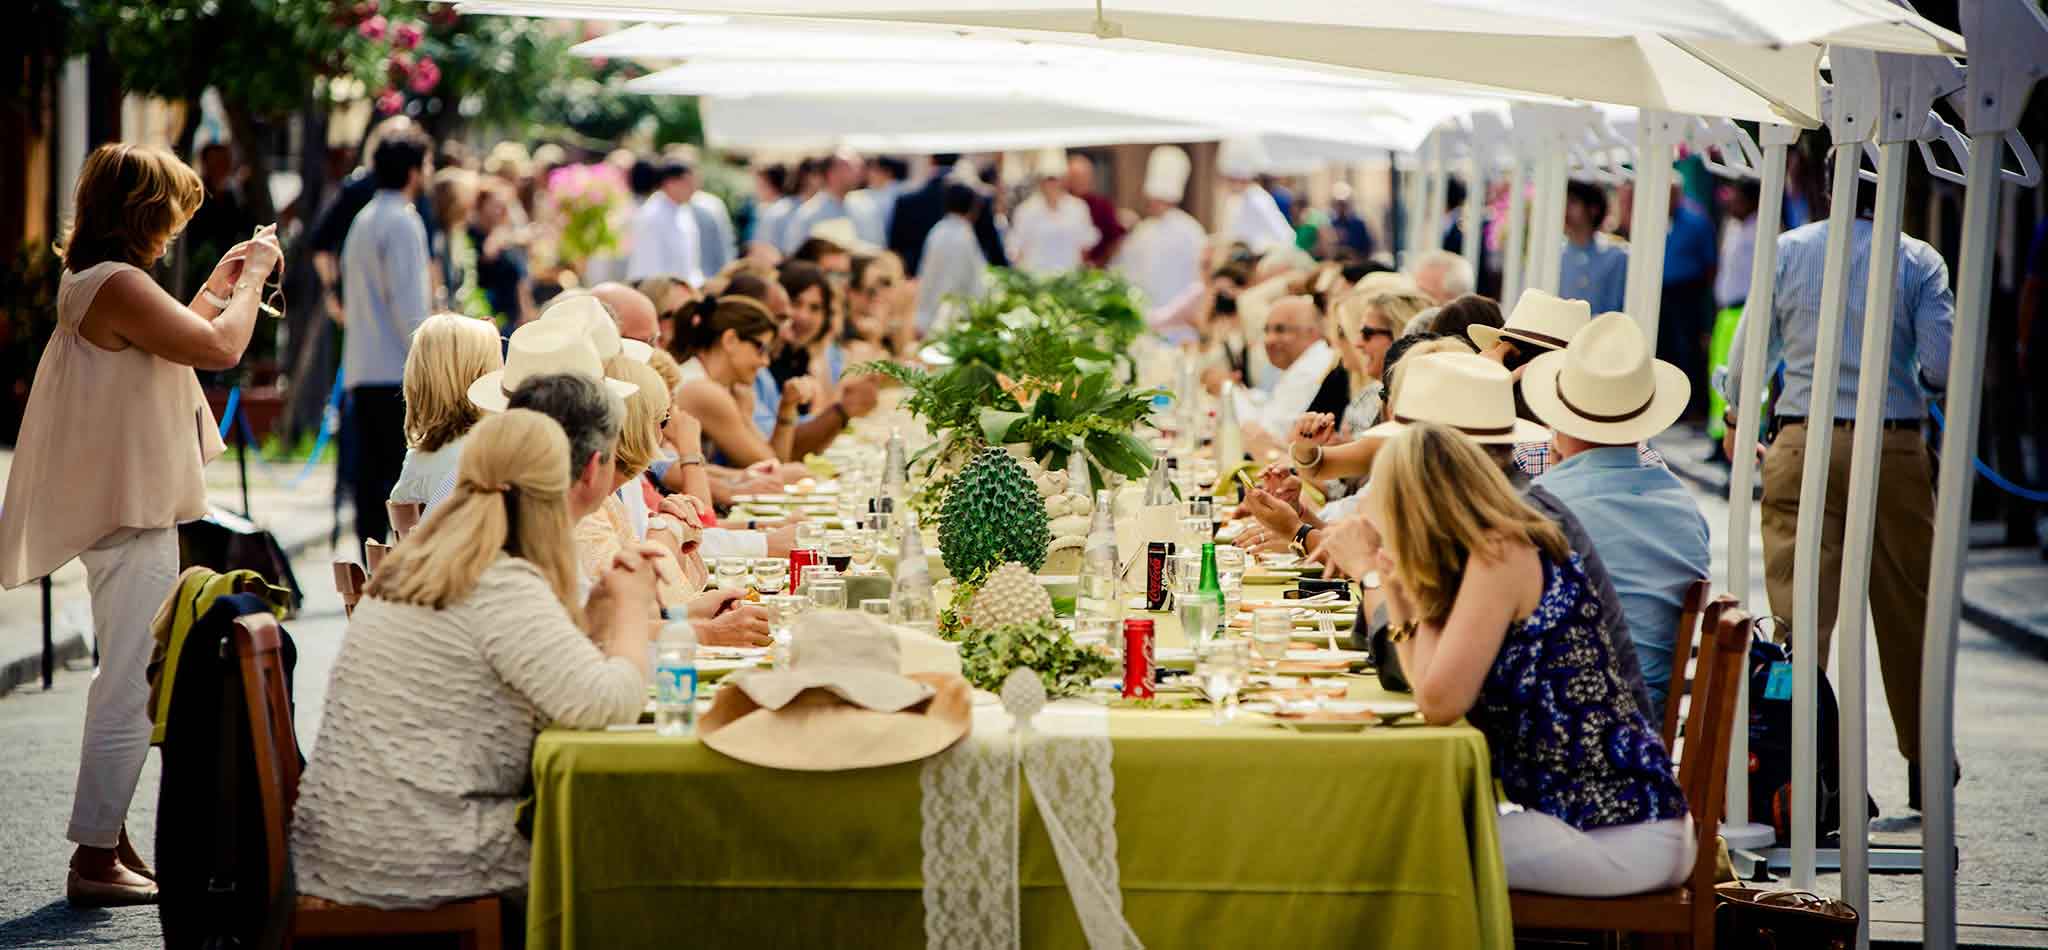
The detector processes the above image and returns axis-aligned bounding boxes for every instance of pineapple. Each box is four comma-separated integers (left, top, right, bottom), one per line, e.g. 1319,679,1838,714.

938,445,1052,582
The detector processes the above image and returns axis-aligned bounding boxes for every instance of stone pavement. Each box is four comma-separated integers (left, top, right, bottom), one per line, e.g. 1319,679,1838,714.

0,449,352,697
1650,427,2048,659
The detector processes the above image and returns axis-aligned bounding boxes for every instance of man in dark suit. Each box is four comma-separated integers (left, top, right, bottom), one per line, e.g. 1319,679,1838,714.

888,154,1008,275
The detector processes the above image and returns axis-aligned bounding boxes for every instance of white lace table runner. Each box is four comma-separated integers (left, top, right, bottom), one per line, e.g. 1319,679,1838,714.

920,673,1142,950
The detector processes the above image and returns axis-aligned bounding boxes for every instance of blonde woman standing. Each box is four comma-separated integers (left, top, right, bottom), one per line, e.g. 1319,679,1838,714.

390,313,503,510
292,410,654,912
0,143,281,906
1357,424,1691,897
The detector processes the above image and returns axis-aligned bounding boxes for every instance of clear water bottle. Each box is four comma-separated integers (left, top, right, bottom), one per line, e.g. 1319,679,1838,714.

1081,489,1121,620
653,615,698,737
1143,447,1175,506
890,511,938,631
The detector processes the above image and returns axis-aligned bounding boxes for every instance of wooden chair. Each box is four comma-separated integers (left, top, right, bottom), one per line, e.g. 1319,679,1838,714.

364,540,390,577
386,501,423,542
1661,582,1719,749
1508,605,1752,950
332,561,367,618
231,614,503,949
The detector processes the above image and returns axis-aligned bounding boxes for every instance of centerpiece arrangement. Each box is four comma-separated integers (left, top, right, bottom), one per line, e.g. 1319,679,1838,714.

856,268,1159,695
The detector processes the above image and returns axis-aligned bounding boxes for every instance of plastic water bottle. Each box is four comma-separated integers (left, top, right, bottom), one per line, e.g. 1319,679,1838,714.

1082,490,1122,622
653,615,698,737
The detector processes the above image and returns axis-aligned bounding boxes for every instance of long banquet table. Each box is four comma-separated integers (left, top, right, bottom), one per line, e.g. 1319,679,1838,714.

524,580,1512,948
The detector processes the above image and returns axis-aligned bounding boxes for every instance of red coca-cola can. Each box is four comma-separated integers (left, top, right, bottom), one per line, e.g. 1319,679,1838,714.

1121,619,1157,699
789,548,822,592
1145,541,1173,611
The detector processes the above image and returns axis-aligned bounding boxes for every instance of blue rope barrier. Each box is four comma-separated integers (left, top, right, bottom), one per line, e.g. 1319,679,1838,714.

1929,401,2048,503
284,374,346,489
217,386,240,440
215,376,344,490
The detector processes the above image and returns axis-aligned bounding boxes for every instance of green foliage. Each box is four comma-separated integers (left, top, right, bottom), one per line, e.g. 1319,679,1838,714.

952,617,1115,698
851,267,1161,492
81,0,364,116
937,447,1049,583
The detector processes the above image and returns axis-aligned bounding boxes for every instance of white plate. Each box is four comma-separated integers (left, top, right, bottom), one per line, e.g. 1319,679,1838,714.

1270,716,1375,733
1361,700,1421,722
1285,648,1368,664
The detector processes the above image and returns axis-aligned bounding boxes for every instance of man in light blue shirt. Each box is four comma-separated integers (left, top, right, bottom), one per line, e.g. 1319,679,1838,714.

1719,197,1955,812
340,127,434,552
785,152,859,254
1557,180,1628,315
1525,312,1710,712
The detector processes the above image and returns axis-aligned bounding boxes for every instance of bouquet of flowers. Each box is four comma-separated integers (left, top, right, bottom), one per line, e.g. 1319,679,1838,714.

545,162,628,274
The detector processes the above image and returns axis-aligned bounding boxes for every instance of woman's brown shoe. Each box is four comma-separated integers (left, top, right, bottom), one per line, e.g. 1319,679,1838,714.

66,868,157,908
115,827,155,882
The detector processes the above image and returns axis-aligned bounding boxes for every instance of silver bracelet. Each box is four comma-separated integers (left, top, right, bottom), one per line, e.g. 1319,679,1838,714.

199,287,231,310
1290,442,1323,470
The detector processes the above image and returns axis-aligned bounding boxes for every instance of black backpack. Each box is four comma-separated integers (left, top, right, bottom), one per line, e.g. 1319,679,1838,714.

1743,629,1877,844
156,593,300,950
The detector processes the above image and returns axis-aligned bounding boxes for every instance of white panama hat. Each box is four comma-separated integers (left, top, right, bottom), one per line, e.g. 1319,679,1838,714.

807,216,879,255
539,293,652,364
1362,351,1550,445
1521,312,1690,445
467,320,635,413
1469,288,1592,355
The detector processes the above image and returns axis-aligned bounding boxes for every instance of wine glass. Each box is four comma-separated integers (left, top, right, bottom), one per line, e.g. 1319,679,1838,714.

1197,639,1251,725
859,598,892,619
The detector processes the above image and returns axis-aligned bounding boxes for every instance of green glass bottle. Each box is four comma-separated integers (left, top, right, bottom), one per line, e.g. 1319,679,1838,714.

1198,542,1225,613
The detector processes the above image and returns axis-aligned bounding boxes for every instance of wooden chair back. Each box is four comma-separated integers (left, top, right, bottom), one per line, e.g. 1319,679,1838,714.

1661,581,1719,749
364,540,391,577
231,613,299,907
1673,605,1751,935
333,560,367,618
387,501,424,542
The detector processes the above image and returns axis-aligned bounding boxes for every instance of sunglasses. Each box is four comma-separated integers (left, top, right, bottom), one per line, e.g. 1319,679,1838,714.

1358,326,1393,342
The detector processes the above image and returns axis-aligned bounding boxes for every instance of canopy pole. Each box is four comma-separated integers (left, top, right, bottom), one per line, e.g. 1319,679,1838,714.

1836,136,1910,949
1624,111,1677,340
1501,156,1529,303
1536,148,1569,293
1725,122,1796,835
1461,150,1485,280
1789,130,1870,892
1427,130,1451,253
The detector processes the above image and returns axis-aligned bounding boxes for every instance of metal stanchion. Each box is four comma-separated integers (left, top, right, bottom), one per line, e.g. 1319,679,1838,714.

1723,119,1797,862
1500,155,1529,303
40,575,53,689
1924,5,2046,946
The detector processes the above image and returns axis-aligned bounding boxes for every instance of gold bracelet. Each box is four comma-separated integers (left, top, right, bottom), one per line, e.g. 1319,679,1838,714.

1387,620,1418,644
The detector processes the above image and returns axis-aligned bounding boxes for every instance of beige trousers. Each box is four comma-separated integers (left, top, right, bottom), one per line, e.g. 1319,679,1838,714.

1759,422,1934,764
68,526,180,848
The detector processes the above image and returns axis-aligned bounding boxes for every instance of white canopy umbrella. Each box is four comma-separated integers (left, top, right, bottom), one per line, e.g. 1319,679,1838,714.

463,0,1964,126
695,93,1217,152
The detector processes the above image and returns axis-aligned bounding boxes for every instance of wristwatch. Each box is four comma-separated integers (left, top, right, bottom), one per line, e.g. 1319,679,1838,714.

1290,523,1315,554
676,453,706,467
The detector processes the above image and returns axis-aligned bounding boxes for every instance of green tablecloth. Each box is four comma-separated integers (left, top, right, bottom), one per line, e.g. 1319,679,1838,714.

527,578,1508,947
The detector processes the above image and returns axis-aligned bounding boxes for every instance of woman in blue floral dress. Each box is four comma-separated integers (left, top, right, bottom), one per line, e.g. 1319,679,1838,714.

1362,423,1693,897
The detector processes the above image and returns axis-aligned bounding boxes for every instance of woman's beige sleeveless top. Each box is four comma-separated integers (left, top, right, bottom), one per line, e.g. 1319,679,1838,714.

0,262,225,586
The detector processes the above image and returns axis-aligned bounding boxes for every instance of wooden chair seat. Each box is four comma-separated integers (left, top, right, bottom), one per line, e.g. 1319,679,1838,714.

1510,886,1692,931
293,892,503,945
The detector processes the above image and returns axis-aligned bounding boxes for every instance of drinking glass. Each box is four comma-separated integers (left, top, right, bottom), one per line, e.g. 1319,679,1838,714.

824,533,854,574
859,598,892,619
809,578,848,611
848,527,878,568
1173,565,1215,649
796,521,826,551
1197,639,1251,725
751,558,788,595
1073,615,1114,648
1214,545,1247,588
714,557,750,591
764,594,809,669
1251,608,1293,666
1189,458,1219,493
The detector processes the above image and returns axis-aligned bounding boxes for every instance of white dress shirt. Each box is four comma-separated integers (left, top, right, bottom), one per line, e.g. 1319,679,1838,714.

916,215,986,333
1232,339,1335,435
1714,213,1758,308
1008,192,1099,275
626,192,704,285
1116,207,1206,318
690,191,736,281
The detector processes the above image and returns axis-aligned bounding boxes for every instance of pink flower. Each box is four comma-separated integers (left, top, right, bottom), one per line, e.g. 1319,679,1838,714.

393,21,424,50
408,56,440,94
386,51,413,85
358,14,386,40
376,87,404,115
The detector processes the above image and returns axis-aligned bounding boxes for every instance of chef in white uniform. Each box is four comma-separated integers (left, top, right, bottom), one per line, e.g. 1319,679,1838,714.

1116,145,1207,344
1007,147,1099,275
1214,137,1294,253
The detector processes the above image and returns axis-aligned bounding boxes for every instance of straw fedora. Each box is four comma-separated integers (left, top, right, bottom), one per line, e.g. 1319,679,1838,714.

1521,312,1689,444
1469,288,1592,354
807,216,878,255
540,293,652,364
466,320,635,413
700,612,972,772
1362,351,1550,445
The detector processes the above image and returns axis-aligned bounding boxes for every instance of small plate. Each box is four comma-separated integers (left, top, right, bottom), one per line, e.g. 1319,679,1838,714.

1361,699,1421,723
